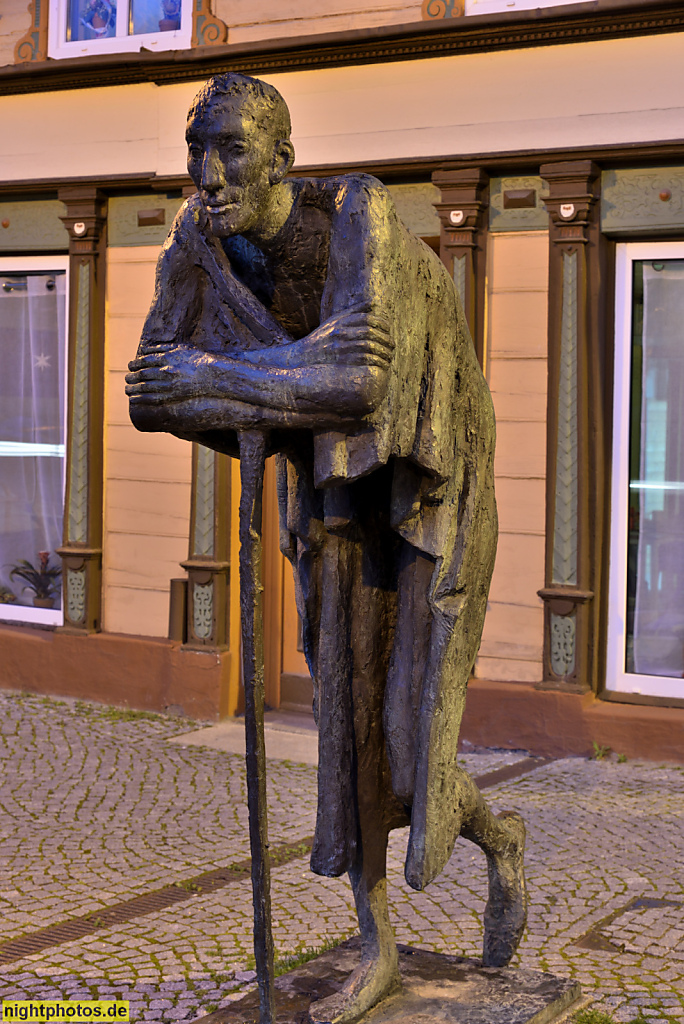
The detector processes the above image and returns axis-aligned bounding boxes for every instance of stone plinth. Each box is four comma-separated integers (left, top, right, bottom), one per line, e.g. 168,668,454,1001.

198,938,581,1024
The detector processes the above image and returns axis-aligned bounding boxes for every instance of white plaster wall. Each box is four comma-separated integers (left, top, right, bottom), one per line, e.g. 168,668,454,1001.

2,83,161,180
213,0,421,44
3,32,684,181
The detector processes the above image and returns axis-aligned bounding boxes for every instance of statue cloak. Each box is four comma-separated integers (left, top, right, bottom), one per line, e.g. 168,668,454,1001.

139,178,498,890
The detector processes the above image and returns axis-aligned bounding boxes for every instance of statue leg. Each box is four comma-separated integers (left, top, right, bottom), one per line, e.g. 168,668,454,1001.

308,492,403,1024
308,653,404,1024
458,775,528,968
307,840,401,1024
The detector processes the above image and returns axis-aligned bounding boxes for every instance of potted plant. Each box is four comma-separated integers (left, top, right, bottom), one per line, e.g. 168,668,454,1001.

9,551,61,608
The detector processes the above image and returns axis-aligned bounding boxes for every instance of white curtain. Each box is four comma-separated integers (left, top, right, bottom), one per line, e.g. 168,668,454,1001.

0,272,66,608
632,262,684,677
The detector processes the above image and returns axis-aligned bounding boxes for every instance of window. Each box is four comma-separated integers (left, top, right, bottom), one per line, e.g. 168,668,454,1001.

48,0,192,58
607,242,684,700
0,257,69,628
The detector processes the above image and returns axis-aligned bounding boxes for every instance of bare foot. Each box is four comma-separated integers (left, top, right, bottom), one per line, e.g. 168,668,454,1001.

482,811,528,968
307,950,401,1024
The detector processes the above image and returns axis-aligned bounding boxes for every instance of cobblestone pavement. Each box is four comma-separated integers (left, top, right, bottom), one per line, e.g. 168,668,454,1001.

0,689,682,1023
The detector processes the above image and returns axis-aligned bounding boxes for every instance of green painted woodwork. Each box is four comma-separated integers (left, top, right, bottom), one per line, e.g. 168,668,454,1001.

192,445,216,560
67,261,91,548
602,167,684,234
552,250,579,589
387,183,441,238
452,254,467,305
0,200,67,251
108,195,186,247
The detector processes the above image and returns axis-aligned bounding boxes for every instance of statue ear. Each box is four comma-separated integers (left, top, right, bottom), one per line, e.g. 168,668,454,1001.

270,140,295,183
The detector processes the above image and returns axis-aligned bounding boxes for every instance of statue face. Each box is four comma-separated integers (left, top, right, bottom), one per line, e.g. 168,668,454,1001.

186,94,279,239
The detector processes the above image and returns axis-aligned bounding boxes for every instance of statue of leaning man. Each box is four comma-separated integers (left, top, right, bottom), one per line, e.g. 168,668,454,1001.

126,72,528,1024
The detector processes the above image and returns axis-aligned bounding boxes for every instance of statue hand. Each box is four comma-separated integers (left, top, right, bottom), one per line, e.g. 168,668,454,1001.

301,304,394,369
125,344,221,406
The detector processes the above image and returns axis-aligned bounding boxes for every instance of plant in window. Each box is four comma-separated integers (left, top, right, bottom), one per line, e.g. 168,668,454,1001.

160,0,181,30
9,552,62,608
81,0,117,37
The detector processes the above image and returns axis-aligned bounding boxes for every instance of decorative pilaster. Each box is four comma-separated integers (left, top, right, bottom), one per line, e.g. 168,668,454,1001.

14,0,48,62
422,0,464,18
182,445,232,649
191,0,228,45
57,187,107,633
432,168,489,366
538,161,604,692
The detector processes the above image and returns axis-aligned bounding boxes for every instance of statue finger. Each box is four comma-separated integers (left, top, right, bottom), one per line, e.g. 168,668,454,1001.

335,313,391,334
337,353,391,369
367,327,395,349
350,340,393,361
336,332,395,356
139,342,176,353
125,367,167,383
338,322,394,341
128,353,165,371
125,380,167,396
128,392,166,405
359,312,392,332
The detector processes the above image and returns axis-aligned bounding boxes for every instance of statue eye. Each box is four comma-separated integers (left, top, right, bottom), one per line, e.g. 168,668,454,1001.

188,145,202,160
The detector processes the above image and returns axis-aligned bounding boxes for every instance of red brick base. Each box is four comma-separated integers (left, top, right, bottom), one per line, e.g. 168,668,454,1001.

0,623,234,721
461,678,684,764
1,625,681,763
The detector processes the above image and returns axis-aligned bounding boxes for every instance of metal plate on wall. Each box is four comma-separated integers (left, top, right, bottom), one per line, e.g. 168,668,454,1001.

489,177,549,232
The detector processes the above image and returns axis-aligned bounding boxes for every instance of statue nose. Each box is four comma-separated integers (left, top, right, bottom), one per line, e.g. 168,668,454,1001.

202,148,226,192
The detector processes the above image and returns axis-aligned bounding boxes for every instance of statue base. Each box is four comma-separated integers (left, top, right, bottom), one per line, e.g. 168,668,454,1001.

197,938,581,1024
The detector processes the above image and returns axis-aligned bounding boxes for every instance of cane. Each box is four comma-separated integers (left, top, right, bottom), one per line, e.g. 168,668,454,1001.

238,428,276,1024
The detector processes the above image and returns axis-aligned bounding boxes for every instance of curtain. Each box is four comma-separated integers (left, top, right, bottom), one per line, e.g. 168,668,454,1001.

0,272,66,609
632,262,684,677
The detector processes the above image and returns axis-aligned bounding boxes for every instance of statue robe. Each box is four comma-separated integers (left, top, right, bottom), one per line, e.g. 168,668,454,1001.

138,177,498,890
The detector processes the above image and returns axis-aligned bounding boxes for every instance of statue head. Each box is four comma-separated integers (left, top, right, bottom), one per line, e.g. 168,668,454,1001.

186,73,295,239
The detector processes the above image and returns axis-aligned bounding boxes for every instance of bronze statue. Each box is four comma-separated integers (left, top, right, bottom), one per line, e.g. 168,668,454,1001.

126,73,528,1024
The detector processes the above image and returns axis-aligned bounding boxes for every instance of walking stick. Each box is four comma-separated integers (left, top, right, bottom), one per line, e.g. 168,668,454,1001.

237,428,275,1024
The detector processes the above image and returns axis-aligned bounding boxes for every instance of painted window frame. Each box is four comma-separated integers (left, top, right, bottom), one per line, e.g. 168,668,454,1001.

0,255,70,630
47,0,193,59
606,240,684,700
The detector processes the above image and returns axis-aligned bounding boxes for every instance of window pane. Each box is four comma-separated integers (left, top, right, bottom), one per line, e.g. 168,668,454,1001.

627,260,684,677
66,0,117,42
0,273,66,613
129,0,181,34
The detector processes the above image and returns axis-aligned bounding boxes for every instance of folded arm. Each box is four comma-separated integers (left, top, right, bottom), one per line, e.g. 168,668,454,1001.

126,305,394,433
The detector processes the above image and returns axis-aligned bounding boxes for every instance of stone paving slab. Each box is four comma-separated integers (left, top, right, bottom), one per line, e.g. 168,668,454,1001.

167,712,531,770
0,690,682,1024
169,712,319,766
